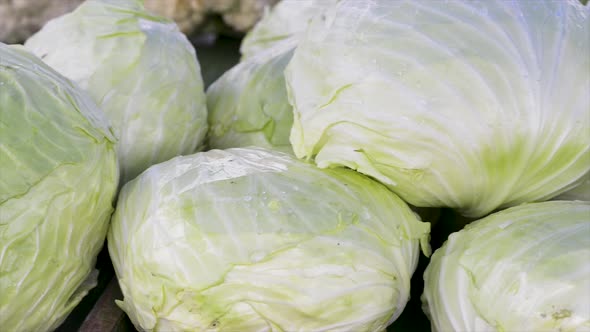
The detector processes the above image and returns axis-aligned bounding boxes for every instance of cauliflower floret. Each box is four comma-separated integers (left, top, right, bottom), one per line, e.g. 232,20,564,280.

143,0,205,34
0,0,278,43
144,0,278,34
0,0,82,44
220,0,276,32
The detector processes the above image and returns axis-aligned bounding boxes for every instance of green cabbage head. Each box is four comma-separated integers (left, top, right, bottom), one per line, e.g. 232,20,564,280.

108,147,430,331
207,0,337,153
239,0,338,59
0,43,118,332
422,200,590,331
285,0,590,217
25,0,208,184
206,42,295,153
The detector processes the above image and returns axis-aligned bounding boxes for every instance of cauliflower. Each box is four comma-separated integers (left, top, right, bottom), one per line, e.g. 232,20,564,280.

144,0,278,34
0,0,82,44
0,0,278,43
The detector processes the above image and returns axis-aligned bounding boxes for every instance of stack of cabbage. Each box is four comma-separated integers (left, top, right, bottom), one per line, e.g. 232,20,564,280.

2,0,588,331
204,0,589,331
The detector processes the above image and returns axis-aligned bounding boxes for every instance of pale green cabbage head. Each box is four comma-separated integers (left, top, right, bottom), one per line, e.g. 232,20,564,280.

108,147,430,331
239,0,338,59
0,43,118,332
207,42,295,153
422,200,590,332
285,0,590,217
25,0,208,184
207,0,337,153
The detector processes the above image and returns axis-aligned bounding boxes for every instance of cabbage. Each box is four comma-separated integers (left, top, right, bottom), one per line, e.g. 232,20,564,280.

554,176,590,201
422,201,590,331
207,0,337,153
207,43,295,153
108,147,430,331
0,43,118,332
285,0,590,217
239,0,337,59
25,0,208,184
